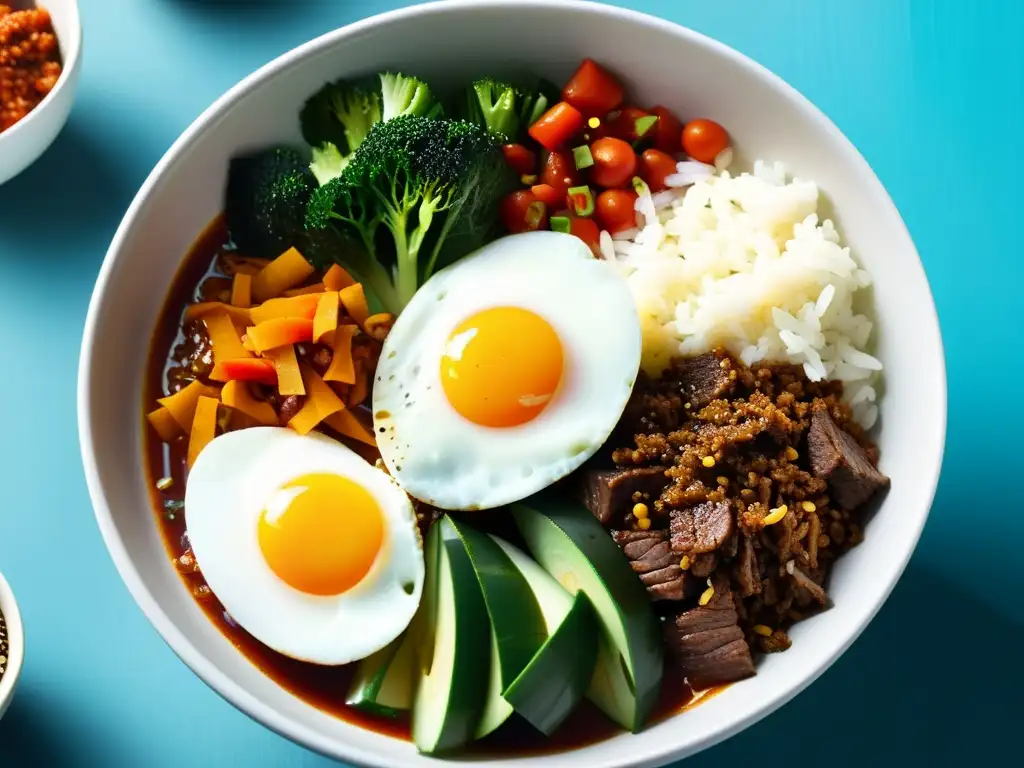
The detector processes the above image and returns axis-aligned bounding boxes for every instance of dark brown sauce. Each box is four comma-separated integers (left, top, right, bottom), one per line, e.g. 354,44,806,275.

143,216,712,754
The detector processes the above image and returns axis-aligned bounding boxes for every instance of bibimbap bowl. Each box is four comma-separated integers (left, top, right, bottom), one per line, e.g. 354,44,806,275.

78,2,946,766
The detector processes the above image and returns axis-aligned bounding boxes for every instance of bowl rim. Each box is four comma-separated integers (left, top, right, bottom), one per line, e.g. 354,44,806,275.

77,1,948,765
0,570,25,712
0,0,83,147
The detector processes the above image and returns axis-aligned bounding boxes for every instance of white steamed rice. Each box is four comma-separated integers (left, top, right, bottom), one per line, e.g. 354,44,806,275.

609,158,881,429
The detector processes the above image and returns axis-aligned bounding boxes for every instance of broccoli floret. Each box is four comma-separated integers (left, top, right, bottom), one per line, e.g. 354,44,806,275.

379,72,437,122
306,115,504,313
461,78,520,140
518,78,560,133
309,142,348,185
301,81,383,156
225,146,316,260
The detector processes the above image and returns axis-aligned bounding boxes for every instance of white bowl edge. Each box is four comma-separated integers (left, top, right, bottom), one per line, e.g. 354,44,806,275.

0,571,25,720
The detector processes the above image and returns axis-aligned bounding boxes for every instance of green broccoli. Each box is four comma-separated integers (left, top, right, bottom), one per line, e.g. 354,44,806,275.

225,146,316,260
306,115,505,313
379,72,437,121
459,77,560,141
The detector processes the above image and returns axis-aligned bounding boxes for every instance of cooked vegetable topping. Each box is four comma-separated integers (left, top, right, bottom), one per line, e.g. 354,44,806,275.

572,144,594,170
567,185,595,217
682,118,729,164
550,215,571,234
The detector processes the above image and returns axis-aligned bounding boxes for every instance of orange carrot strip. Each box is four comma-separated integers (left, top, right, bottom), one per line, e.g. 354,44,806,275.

146,406,182,442
221,380,277,426
324,410,377,447
362,312,394,341
157,380,221,432
339,283,370,326
313,291,340,344
265,345,304,396
223,255,272,276
183,301,251,327
287,364,346,435
323,325,357,384
252,247,315,302
211,357,277,385
323,264,356,292
230,273,252,308
283,282,326,297
349,359,369,407
188,396,220,468
247,317,315,354
249,293,322,325
205,312,252,363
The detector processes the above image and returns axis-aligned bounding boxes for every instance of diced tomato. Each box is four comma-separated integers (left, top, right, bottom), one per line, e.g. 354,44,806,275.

562,59,624,117
650,105,684,154
682,118,729,163
639,149,677,192
529,101,584,151
210,357,278,386
501,144,537,176
570,217,602,256
540,151,580,200
605,106,652,142
530,183,563,208
500,190,548,234
596,188,638,233
589,137,638,188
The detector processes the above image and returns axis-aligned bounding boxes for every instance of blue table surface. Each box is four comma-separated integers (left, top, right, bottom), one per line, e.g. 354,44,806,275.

1,0,1020,765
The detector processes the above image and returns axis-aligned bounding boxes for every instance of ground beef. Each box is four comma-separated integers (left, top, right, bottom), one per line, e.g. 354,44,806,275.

603,348,885,660
0,6,62,132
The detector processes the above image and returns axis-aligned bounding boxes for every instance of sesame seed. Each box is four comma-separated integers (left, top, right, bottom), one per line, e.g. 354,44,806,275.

763,505,788,525
587,116,601,129
632,503,649,519
785,446,799,461
636,517,652,530
717,476,729,486
680,555,691,570
698,580,715,606
702,456,716,468
802,501,817,512
156,477,173,491
753,624,773,637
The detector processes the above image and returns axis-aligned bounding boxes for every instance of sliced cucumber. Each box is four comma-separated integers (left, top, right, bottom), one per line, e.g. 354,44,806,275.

512,492,664,732
346,632,416,717
411,516,491,754
448,518,546,739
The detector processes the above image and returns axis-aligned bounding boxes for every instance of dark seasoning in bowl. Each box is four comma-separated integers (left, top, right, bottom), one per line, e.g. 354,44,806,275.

0,606,8,681
141,57,892,758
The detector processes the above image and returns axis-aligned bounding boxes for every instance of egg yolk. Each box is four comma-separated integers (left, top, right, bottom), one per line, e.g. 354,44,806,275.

440,306,564,428
257,473,383,596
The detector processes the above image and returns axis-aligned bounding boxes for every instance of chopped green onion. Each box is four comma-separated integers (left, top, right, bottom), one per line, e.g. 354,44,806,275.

521,174,538,186
567,185,595,217
573,144,594,170
632,176,650,197
525,201,546,229
550,216,572,234
635,115,659,138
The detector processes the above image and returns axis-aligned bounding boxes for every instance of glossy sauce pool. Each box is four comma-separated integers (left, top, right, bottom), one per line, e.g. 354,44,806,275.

144,217,712,754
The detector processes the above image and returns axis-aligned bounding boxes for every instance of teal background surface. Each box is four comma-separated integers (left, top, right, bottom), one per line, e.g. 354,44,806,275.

0,0,1019,765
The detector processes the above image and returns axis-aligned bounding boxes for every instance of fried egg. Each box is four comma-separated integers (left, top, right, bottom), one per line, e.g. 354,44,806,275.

185,427,423,665
373,231,641,510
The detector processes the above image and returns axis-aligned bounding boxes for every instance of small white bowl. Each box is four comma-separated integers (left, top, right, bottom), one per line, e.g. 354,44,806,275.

0,0,82,186
0,571,25,720
79,2,946,766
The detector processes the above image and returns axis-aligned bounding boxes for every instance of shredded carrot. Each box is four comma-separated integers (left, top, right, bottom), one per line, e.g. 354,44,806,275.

349,359,369,407
323,264,356,291
287,363,346,435
211,357,277,385
221,380,277,426
157,380,221,432
230,273,253,308
146,406,182,442
205,312,252,363
339,283,370,326
249,293,321,325
252,247,315,302
283,282,326,297
265,345,304,396
313,291,340,344
183,301,251,327
188,396,220,467
324,325,357,384
324,410,377,447
247,317,315,353
363,312,394,341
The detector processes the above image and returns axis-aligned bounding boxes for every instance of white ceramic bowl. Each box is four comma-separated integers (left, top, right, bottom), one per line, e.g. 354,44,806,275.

0,570,25,721
78,2,947,766
0,0,82,186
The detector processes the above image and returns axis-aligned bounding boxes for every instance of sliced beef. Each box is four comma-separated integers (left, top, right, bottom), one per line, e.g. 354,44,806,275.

690,553,718,578
807,408,890,509
664,578,756,689
789,563,829,607
675,351,732,409
734,536,762,597
578,467,669,526
669,501,734,555
612,529,691,601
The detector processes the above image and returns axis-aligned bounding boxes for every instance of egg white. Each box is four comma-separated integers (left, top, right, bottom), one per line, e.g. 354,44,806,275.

373,231,641,510
185,427,423,665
